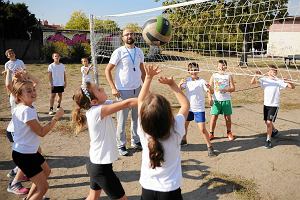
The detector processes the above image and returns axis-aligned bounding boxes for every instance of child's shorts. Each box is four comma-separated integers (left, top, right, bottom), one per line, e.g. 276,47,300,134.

263,105,279,122
51,86,64,93
6,131,14,143
187,111,205,123
211,100,232,115
86,161,125,199
12,150,45,178
141,187,183,200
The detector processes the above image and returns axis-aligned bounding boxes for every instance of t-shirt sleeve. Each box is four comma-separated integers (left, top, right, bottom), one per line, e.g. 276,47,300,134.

278,79,288,90
48,64,52,72
202,80,209,92
81,66,84,73
22,107,38,123
109,49,120,65
174,114,186,140
20,60,25,69
258,78,264,88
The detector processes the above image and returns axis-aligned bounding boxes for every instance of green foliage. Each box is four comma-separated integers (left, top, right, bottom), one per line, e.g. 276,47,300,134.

0,0,39,39
162,0,288,55
42,42,69,62
65,11,89,30
94,19,120,32
69,43,90,62
125,23,142,33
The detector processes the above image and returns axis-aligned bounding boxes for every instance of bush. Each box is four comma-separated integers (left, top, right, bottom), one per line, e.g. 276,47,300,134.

42,41,69,62
69,43,90,62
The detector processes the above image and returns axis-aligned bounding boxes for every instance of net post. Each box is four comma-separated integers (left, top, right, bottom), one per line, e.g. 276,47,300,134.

89,14,99,85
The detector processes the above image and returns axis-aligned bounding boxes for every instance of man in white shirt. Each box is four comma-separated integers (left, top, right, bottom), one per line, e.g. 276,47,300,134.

105,28,146,156
251,65,295,148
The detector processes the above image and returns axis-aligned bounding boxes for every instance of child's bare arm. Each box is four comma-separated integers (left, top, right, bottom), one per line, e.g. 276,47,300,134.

251,71,262,85
101,98,138,119
158,77,189,119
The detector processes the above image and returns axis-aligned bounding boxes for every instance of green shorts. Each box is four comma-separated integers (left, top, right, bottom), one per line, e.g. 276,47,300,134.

211,100,232,115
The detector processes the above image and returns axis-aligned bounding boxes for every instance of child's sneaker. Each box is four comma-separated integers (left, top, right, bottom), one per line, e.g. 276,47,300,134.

271,129,279,137
131,142,143,151
7,181,29,195
207,146,217,157
118,146,129,156
49,109,55,116
180,140,187,146
208,133,215,140
7,169,17,178
264,140,272,149
227,131,235,141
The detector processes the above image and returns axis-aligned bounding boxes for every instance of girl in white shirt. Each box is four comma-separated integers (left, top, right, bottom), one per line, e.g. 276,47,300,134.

72,82,137,200
11,74,64,200
137,65,189,200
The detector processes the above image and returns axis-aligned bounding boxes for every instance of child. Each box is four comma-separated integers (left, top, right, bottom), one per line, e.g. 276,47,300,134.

208,60,235,141
179,62,216,157
81,57,94,84
137,64,189,200
4,49,32,195
48,52,67,115
250,65,295,148
72,82,137,200
11,73,64,200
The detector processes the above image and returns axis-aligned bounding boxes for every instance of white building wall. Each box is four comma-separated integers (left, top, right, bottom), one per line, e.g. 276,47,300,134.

267,32,300,57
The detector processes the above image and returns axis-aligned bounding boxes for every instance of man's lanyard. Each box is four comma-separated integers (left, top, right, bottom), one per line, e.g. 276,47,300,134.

125,47,136,71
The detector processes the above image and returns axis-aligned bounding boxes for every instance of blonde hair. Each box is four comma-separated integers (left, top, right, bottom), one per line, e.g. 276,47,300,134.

12,78,34,104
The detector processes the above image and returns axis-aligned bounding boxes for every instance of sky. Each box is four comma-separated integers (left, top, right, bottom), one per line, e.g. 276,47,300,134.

8,0,300,26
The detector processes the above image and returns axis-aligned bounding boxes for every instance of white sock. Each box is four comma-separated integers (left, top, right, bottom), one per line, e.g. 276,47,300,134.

13,167,18,173
267,135,271,141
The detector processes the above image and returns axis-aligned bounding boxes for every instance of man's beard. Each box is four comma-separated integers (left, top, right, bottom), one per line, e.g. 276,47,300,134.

126,38,135,45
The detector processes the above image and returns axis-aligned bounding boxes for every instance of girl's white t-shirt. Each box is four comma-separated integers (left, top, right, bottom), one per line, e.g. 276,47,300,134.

109,46,144,90
48,63,65,86
81,65,94,84
4,59,25,73
259,77,287,107
86,102,118,164
12,104,40,153
138,114,185,192
212,73,232,101
183,77,208,112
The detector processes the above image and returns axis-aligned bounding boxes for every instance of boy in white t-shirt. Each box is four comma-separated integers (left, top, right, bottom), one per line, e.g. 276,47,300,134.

250,65,295,148
81,57,94,84
208,60,236,141
48,52,67,115
179,62,216,157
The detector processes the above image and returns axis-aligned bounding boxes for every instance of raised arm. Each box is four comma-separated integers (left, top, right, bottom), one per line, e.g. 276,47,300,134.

228,75,235,92
101,98,138,119
158,77,190,119
140,62,146,82
105,63,120,98
251,71,262,85
138,64,161,111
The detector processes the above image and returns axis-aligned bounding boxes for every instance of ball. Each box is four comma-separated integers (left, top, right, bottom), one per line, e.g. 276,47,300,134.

142,16,172,46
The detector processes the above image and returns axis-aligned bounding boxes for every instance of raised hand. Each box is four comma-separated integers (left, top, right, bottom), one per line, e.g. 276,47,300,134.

54,107,64,120
158,76,176,87
144,64,161,78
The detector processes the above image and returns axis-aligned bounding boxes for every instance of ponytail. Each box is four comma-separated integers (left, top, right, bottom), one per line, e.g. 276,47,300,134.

148,136,164,169
71,106,86,134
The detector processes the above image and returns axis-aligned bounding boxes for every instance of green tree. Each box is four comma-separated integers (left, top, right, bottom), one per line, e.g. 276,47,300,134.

124,23,142,33
65,11,89,30
0,0,39,39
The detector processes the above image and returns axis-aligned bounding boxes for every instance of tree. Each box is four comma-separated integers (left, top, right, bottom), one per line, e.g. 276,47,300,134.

65,11,89,30
124,23,142,33
0,0,39,39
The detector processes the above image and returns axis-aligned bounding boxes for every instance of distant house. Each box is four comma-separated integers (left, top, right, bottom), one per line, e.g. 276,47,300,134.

267,16,300,57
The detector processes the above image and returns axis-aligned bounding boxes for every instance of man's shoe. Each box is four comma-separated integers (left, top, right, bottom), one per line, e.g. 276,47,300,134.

118,146,129,156
271,129,279,137
131,142,142,151
180,140,187,146
7,182,29,195
264,140,272,149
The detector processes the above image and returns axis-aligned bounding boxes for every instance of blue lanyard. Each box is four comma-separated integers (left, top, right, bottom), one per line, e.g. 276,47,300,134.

125,47,136,66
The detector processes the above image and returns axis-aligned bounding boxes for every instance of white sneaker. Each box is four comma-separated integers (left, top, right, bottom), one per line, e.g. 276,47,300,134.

49,109,55,116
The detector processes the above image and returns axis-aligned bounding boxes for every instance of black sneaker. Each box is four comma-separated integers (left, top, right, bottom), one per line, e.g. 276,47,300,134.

118,146,129,156
264,140,272,149
180,140,187,146
208,146,217,157
131,142,142,151
271,129,279,137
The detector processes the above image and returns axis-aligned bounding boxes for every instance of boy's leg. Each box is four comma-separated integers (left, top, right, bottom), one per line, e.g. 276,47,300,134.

49,93,56,115
182,121,190,142
86,189,101,200
57,92,63,108
197,122,212,147
265,120,273,140
182,111,193,144
209,115,218,137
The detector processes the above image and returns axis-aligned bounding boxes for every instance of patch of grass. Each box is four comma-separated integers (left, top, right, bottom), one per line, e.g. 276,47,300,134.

204,172,261,200
280,102,300,111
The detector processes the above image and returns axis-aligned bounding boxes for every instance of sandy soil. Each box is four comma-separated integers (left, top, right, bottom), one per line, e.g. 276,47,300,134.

0,63,299,200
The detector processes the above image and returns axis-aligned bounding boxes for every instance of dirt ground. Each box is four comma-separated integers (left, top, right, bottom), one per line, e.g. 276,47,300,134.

0,63,300,200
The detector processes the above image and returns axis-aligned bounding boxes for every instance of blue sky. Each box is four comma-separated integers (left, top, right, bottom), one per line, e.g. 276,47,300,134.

8,0,300,26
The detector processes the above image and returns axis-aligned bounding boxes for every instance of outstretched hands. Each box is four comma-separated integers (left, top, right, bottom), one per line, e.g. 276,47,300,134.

144,64,161,78
158,76,176,87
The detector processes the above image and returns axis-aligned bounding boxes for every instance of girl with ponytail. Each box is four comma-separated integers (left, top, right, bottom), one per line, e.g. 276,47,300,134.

72,82,137,200
137,65,189,200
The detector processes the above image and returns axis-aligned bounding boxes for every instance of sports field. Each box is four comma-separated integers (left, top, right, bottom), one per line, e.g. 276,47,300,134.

1,63,300,200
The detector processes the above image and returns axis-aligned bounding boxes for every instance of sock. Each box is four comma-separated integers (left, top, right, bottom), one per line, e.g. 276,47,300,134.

13,166,18,173
57,104,60,108
50,107,53,110
210,132,214,135
267,135,271,141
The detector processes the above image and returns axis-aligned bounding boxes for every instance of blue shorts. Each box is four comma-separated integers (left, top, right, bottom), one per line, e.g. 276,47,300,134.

186,111,206,123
